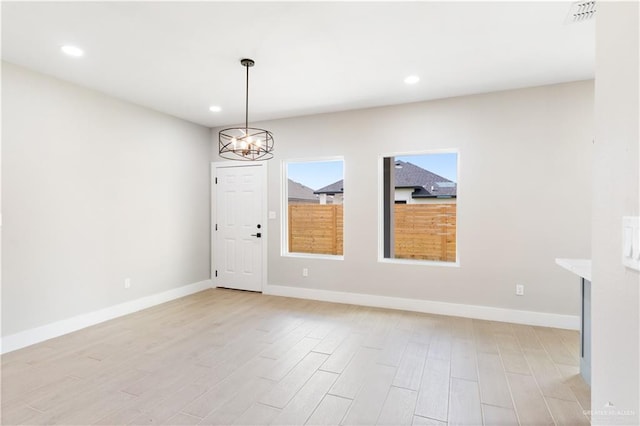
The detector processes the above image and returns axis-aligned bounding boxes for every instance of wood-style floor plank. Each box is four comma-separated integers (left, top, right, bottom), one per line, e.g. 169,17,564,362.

472,320,499,354
392,341,428,391
500,351,532,375
262,336,320,382
318,332,364,374
129,381,212,424
305,394,351,425
477,353,513,409
259,351,328,408
512,324,544,352
0,404,54,425
181,352,274,418
0,288,588,426
341,363,396,425
414,358,450,422
376,386,417,426
524,348,578,401
448,378,482,426
377,329,410,367
534,326,579,366
199,377,274,425
312,327,349,355
271,370,338,426
412,415,447,425
546,396,591,425
482,403,520,425
327,347,379,399
164,412,202,425
450,338,478,381
427,327,452,361
232,402,280,425
556,363,591,412
507,372,555,426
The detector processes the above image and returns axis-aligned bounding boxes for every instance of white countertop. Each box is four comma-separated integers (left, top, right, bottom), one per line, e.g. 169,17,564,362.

555,258,592,281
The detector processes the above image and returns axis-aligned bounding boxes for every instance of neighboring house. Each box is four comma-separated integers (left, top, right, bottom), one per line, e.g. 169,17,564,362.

288,179,319,204
314,160,457,204
393,160,456,204
314,180,344,205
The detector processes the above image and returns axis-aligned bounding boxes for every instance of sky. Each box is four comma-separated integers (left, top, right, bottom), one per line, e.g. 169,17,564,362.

396,153,458,182
287,160,344,191
287,153,458,191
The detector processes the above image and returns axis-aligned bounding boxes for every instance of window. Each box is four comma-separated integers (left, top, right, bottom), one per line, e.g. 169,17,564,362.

382,152,458,263
284,159,344,257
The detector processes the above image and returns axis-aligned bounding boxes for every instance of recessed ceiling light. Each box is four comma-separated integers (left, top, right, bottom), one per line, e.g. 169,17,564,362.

404,75,420,85
61,45,84,57
209,105,222,113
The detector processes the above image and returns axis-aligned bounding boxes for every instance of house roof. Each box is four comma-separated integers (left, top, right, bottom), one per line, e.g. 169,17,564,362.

314,180,344,195
394,160,457,198
288,179,318,202
313,160,457,198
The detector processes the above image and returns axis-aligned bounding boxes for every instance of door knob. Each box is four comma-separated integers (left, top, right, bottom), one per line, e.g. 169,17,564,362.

251,233,262,238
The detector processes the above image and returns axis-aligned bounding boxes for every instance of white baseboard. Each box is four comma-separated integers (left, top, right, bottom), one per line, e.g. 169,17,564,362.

1,279,213,354
264,284,580,330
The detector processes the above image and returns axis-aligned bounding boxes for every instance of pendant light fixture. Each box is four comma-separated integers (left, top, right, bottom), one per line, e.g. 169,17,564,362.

219,58,274,161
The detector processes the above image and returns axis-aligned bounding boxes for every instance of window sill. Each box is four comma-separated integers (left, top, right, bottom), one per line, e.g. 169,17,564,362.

282,252,344,261
378,258,460,268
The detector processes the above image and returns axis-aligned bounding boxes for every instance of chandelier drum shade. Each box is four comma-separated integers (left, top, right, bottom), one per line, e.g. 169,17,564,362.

218,59,274,161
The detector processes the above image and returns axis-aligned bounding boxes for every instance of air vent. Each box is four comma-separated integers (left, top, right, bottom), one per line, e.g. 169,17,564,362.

565,1,596,24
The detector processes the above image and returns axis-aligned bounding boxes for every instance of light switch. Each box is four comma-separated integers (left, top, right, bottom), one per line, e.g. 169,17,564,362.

268,211,277,220
622,216,640,271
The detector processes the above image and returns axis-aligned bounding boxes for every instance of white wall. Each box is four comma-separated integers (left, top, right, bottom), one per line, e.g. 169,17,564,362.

2,62,211,337
592,2,639,423
213,81,594,321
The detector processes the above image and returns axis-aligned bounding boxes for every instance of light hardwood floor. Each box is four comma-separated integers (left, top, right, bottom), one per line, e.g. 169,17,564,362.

1,288,591,425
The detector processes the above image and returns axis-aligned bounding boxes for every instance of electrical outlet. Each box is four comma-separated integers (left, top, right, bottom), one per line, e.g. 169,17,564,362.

124,278,131,289
515,284,524,296
302,268,308,277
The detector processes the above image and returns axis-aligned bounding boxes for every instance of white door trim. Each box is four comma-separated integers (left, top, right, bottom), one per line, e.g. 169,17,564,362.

211,161,268,292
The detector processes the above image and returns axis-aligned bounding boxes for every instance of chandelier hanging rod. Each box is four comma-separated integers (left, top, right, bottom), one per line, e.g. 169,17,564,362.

218,58,274,161
242,58,253,132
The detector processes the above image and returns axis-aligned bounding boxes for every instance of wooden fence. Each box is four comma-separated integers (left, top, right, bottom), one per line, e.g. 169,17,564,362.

289,204,344,255
288,203,456,261
394,204,456,262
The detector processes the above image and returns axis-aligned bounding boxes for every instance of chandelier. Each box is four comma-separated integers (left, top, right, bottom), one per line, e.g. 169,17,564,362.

218,58,274,161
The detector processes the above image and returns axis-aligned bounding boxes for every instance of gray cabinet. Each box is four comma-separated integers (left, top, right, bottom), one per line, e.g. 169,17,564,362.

555,258,591,387
581,278,591,385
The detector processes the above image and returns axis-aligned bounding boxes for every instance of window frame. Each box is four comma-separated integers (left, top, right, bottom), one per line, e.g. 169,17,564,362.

377,149,460,267
281,156,345,260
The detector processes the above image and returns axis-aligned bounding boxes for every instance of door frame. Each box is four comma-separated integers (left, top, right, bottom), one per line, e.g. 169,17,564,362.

211,161,268,292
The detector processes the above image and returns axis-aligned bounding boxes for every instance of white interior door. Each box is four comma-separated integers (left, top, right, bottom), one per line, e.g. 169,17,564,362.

213,163,265,292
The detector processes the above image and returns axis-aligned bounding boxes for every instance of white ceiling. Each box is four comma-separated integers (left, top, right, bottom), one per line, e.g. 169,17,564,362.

1,1,595,128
